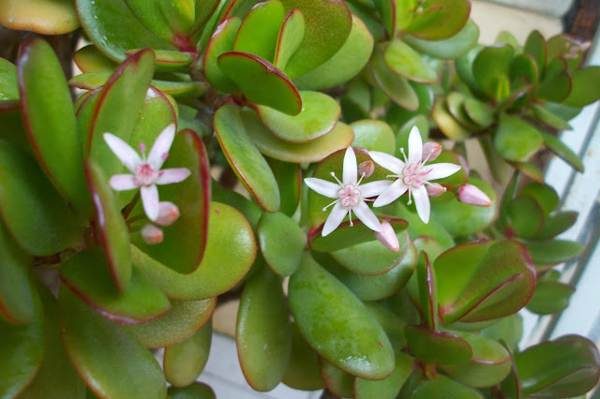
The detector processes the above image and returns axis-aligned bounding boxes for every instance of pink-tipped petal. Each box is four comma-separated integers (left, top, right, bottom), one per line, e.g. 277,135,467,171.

141,184,160,221
358,160,375,178
141,224,164,245
426,183,446,197
103,133,141,173
354,201,382,232
360,180,393,198
425,163,461,181
375,221,400,252
109,174,138,191
373,179,408,207
322,203,347,236
412,185,431,223
148,124,176,169
156,201,180,226
156,168,191,185
304,177,339,199
458,184,492,207
422,142,442,162
343,147,358,184
369,151,404,175
407,126,423,164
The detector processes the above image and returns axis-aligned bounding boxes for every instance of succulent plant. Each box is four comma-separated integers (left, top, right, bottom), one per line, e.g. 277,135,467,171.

1,0,599,399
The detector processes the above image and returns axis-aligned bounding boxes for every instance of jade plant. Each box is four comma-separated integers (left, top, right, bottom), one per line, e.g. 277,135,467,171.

1,0,600,398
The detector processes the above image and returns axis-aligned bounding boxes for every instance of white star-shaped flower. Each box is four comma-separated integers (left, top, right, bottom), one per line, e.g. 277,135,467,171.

103,124,191,221
305,147,392,236
369,127,461,223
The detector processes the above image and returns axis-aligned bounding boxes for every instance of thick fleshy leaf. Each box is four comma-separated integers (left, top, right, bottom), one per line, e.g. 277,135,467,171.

384,39,437,83
536,211,578,240
432,97,470,141
531,103,571,131
0,58,18,101
214,104,280,211
473,45,514,101
365,302,408,353
371,49,419,111
289,253,395,379
480,315,523,352
59,289,167,399
273,9,305,70
0,223,34,325
219,51,302,115
258,212,306,277
539,58,572,102
507,196,544,238
435,240,536,324
237,267,291,391
0,0,79,34
405,0,470,40
525,239,583,266
280,0,352,77
269,159,302,216
60,249,171,324
521,182,559,216
321,361,354,397
516,335,600,398
74,45,117,73
85,161,131,292
122,0,197,44
243,107,353,163
282,323,323,390
168,383,216,399
233,0,284,60
164,322,212,387
355,352,413,399
527,281,574,315
0,140,82,256
134,130,211,274
76,0,173,61
211,181,263,228
461,96,493,130
0,290,43,399
293,16,374,90
524,30,547,71
565,66,600,107
132,202,256,300
494,113,543,162
411,376,484,399
403,20,479,60
127,298,215,348
203,18,242,92
405,325,472,365
256,91,340,143
351,119,396,153
541,131,584,172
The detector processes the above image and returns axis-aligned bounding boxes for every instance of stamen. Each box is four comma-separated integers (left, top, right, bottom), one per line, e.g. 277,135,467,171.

348,211,353,226
356,172,366,185
322,200,337,212
139,143,146,156
407,189,413,205
400,148,408,163
330,171,343,185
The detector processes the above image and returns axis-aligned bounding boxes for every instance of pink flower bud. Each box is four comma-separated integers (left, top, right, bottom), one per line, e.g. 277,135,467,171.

358,160,375,178
426,183,446,197
375,221,400,252
422,142,442,162
156,202,180,226
141,224,164,245
458,184,492,207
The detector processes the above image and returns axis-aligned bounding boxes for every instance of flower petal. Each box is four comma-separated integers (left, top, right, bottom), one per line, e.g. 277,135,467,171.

408,126,423,164
109,174,138,191
343,147,357,184
413,185,430,223
148,124,176,169
369,151,404,175
373,179,408,207
322,203,347,236
304,177,339,199
141,184,160,221
103,133,141,173
425,163,461,181
156,168,191,185
422,142,442,162
360,180,393,198
354,201,382,232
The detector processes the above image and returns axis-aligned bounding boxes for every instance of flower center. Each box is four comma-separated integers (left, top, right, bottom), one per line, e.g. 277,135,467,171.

135,162,159,186
338,184,361,209
402,163,429,188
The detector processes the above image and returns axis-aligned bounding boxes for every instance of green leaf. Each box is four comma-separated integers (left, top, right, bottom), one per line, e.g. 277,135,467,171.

0,140,82,256
520,182,559,216
85,161,132,292
258,212,306,277
384,39,437,83
280,0,352,77
74,45,117,73
214,104,280,211
127,298,215,348
494,113,543,162
219,51,302,115
565,66,600,107
463,97,493,129
525,239,584,266
164,322,212,387
293,16,374,90
539,58,572,102
0,0,79,35
233,0,284,61
122,0,197,44
257,91,340,143
531,103,571,130
403,20,479,60
527,281,574,315
435,240,536,324
405,325,472,365
289,253,395,379
411,375,484,399
473,45,514,101
524,30,547,71
355,351,413,399
59,288,167,399
351,119,396,153
76,0,173,61
203,17,242,92
269,159,302,216
242,107,354,163
60,249,171,324
541,131,584,172
132,202,257,300
282,323,324,390
274,9,306,70
0,58,18,101
321,361,354,397
405,0,471,40
516,335,600,398
537,211,577,240
432,98,470,141
508,196,545,238
237,266,291,391
168,383,216,399
480,315,524,352
211,181,263,228
370,48,419,111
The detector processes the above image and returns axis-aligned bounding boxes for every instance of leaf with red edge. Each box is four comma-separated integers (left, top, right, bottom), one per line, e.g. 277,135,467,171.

405,0,471,40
